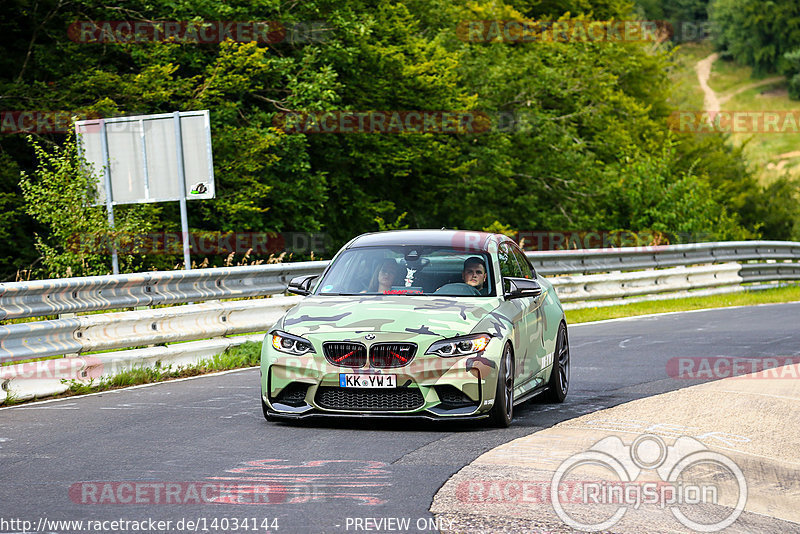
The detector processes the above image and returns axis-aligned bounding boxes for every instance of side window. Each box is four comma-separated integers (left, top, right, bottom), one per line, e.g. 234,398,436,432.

511,246,534,279
498,243,523,278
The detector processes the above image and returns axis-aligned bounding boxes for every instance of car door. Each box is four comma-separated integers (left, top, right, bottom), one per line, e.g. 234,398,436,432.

509,244,548,385
497,242,537,395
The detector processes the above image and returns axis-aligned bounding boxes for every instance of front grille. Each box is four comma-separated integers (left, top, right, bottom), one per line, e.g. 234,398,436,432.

369,343,417,368
323,342,367,368
315,386,424,411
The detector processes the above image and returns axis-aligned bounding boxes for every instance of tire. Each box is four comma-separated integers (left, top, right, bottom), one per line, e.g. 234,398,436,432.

544,322,570,403
488,343,514,427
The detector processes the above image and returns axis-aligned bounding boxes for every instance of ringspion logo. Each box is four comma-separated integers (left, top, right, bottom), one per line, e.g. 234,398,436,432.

551,434,747,532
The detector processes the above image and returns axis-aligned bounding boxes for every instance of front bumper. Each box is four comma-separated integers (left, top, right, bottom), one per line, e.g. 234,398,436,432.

260,332,503,419
261,406,491,422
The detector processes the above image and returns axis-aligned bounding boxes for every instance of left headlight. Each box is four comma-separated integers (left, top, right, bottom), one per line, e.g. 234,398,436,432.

426,334,491,357
270,331,316,356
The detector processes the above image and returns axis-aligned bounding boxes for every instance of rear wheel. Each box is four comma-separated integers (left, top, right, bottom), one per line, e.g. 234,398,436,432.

488,343,514,427
544,322,570,403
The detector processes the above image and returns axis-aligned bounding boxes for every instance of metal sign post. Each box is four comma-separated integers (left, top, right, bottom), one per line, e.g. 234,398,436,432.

75,110,215,273
98,119,120,274
173,111,192,270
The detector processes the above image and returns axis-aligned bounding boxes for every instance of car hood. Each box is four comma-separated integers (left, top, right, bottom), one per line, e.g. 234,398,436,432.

280,295,503,339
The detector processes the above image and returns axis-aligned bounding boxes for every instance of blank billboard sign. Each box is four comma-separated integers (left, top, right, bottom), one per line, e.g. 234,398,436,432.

75,110,214,205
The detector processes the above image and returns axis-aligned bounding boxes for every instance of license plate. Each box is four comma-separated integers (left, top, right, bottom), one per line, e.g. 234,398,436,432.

339,373,397,388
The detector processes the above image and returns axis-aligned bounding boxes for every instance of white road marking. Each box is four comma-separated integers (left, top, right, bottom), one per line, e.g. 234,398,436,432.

618,336,642,349
15,402,80,410
0,367,257,411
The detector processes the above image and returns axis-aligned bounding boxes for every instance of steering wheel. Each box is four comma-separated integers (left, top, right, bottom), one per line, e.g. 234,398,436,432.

433,283,481,296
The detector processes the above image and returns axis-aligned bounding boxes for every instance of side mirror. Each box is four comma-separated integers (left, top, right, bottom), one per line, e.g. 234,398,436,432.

287,275,318,296
503,277,542,299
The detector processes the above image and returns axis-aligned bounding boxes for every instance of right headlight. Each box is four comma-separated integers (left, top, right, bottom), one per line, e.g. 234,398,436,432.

426,334,491,357
269,330,315,356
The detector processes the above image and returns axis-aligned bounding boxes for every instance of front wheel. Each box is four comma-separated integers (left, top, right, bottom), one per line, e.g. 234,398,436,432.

543,322,569,403
488,343,514,427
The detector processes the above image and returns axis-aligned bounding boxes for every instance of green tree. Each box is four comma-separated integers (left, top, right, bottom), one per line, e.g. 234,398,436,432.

709,0,800,76
19,132,156,277
1,0,794,282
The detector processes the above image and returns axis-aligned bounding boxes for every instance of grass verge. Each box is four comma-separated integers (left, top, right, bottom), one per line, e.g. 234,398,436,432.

56,341,262,399
566,285,800,324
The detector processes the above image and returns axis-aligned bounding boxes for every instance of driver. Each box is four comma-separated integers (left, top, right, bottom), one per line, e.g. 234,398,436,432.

462,256,488,293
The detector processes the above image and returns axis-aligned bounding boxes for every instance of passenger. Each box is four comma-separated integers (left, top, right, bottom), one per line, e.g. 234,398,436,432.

462,256,488,293
366,259,402,293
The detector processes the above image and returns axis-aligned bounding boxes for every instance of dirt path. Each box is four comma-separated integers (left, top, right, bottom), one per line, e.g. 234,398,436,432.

695,52,720,119
719,76,785,104
694,53,795,172
767,150,800,171
694,53,784,112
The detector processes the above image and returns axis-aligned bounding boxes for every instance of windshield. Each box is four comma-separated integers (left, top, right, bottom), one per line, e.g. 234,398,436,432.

315,246,495,297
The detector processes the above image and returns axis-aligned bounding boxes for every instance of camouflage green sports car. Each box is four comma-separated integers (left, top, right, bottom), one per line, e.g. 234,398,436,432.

260,229,569,426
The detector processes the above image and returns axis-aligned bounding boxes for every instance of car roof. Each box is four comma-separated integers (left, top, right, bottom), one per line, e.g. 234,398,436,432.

347,229,507,251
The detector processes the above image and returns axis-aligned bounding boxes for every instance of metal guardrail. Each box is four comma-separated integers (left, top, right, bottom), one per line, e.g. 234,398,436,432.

527,241,800,276
2,241,797,321
739,262,800,283
0,261,325,321
2,240,800,403
550,263,743,302
0,297,301,363
0,334,266,403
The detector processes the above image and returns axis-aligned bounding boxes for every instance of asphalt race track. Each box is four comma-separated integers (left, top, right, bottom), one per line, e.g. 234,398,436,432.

2,302,799,534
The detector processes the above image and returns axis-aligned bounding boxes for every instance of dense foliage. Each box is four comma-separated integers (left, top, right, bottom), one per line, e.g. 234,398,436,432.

634,0,710,42
1,0,796,279
709,0,800,80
